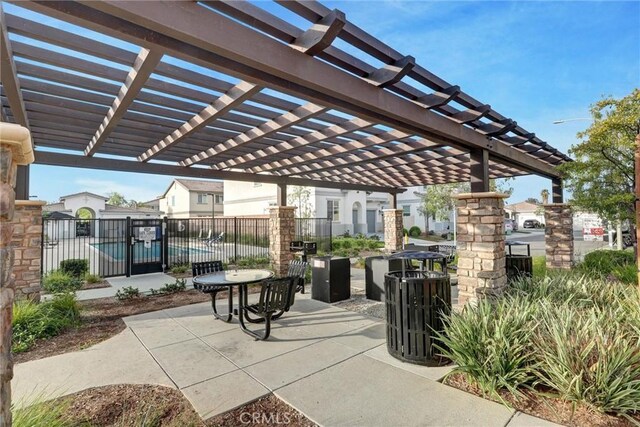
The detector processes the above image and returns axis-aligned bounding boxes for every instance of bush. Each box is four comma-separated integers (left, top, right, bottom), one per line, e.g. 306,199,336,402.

408,226,421,237
340,239,352,249
12,293,81,353
170,262,191,274
42,270,82,294
151,279,187,296
13,396,72,427
235,256,270,268
116,286,140,301
84,273,101,284
59,259,88,278
402,227,409,236
439,271,640,414
580,250,635,283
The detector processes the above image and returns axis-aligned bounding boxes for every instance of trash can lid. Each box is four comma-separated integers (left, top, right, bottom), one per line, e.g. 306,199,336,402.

387,250,447,260
505,240,530,247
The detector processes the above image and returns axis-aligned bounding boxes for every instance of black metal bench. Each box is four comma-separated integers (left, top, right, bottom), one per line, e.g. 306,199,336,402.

191,261,232,322
242,276,297,340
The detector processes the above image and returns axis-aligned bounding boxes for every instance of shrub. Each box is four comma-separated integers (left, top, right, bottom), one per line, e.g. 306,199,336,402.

13,396,72,427
170,262,191,274
116,286,140,301
235,256,269,268
12,293,81,353
332,239,342,250
84,273,101,284
42,270,82,294
531,256,546,278
340,239,352,249
408,226,421,237
59,259,88,278
151,279,187,296
402,227,409,236
580,249,634,280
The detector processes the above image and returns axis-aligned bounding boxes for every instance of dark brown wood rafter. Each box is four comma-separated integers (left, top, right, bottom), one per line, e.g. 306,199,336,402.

450,104,491,124
0,5,29,128
138,81,261,162
290,8,345,56
365,55,416,88
416,85,461,109
180,102,328,167
85,47,162,156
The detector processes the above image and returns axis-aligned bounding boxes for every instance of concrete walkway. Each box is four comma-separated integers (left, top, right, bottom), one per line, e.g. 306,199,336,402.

74,272,191,301
13,293,559,426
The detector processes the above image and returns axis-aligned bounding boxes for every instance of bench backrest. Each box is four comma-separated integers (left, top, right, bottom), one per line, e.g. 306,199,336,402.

192,260,224,276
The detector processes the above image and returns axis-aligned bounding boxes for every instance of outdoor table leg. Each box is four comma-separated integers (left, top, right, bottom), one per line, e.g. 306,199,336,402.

210,286,233,322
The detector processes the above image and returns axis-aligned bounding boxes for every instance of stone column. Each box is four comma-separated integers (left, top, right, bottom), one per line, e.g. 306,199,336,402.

454,192,508,306
268,206,296,276
0,123,34,427
11,201,45,301
544,204,574,269
382,209,403,252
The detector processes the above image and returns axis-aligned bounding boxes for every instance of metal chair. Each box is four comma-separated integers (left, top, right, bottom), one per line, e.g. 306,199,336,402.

205,232,225,249
287,259,308,294
191,261,232,322
241,276,297,340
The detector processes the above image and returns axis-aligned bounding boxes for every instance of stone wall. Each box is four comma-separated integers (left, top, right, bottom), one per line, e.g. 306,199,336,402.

544,203,574,269
268,206,296,276
11,201,45,300
382,209,403,252
454,192,508,306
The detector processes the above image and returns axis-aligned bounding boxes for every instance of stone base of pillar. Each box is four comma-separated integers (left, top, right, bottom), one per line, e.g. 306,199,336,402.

454,192,508,306
268,206,296,277
383,209,403,252
11,201,46,301
544,203,574,269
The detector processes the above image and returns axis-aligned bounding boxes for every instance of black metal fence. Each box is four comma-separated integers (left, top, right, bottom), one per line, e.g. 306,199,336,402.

295,218,332,253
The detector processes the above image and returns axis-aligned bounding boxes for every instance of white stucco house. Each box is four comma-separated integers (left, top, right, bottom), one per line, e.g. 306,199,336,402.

223,181,392,235
504,201,545,228
43,191,163,239
158,179,224,219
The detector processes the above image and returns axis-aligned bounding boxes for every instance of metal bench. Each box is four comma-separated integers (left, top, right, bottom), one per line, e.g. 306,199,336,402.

242,276,297,340
191,261,232,322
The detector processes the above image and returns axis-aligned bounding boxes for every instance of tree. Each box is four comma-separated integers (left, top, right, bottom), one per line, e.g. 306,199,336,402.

107,192,128,207
560,90,639,226
540,189,549,205
287,186,314,218
526,197,541,204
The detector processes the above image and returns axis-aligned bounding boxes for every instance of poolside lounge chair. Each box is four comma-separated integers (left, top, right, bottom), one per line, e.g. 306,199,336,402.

205,232,225,248
198,229,212,241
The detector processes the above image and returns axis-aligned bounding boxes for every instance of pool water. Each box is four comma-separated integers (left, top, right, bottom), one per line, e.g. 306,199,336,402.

91,241,208,261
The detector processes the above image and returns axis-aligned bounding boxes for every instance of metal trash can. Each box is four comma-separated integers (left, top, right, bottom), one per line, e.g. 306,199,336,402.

365,256,403,301
311,256,350,303
384,270,451,364
505,240,533,282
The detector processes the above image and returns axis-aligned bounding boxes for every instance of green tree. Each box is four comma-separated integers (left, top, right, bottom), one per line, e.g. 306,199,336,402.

559,90,639,225
540,189,549,205
106,192,128,207
287,186,314,218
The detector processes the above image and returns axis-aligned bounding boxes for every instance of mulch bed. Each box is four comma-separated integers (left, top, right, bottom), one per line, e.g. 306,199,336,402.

445,373,639,427
208,395,316,427
80,279,111,290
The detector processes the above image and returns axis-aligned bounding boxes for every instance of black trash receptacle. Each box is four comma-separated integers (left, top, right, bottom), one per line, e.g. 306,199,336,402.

311,256,350,303
365,256,403,301
505,241,533,282
384,270,451,364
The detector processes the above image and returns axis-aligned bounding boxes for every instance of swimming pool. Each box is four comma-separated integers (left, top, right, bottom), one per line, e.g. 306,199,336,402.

90,241,209,261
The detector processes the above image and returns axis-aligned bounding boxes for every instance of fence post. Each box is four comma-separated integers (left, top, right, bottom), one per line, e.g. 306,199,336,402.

234,217,238,262
125,216,131,277
162,216,168,271
329,220,333,252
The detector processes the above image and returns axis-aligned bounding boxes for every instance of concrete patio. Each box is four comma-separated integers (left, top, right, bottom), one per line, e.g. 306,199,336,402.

13,292,557,426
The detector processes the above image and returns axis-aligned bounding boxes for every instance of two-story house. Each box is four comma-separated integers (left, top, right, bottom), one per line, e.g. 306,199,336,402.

159,179,224,219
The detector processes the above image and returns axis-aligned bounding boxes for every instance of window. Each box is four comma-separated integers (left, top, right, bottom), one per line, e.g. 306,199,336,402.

171,195,175,207
402,205,411,216
327,200,340,222
197,193,207,204
253,182,262,188
215,194,223,204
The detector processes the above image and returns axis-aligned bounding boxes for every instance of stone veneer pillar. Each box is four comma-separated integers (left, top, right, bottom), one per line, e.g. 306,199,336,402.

454,192,508,306
544,204,574,269
11,200,45,301
0,123,34,426
268,206,296,276
382,209,403,252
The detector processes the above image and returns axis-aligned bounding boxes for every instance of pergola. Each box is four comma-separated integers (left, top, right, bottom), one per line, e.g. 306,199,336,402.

0,0,569,201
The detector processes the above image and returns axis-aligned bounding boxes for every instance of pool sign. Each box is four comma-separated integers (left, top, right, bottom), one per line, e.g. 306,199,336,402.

138,226,156,248
583,218,604,241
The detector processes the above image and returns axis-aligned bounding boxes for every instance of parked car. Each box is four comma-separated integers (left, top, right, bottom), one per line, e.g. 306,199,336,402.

523,219,544,229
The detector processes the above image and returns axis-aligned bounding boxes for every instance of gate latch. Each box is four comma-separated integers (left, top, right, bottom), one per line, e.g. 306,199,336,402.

131,236,136,246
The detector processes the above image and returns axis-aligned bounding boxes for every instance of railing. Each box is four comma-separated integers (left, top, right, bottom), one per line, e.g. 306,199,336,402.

295,218,332,253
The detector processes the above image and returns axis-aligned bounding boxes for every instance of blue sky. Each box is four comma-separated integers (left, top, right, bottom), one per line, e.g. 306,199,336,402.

22,0,640,204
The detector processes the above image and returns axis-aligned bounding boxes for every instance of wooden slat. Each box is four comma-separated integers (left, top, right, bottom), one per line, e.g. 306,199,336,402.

0,5,29,128
181,102,328,166
138,81,260,162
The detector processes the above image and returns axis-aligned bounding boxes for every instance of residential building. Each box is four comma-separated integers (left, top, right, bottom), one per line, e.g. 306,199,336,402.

158,179,224,219
396,186,454,234
224,181,397,235
140,198,161,211
504,201,545,228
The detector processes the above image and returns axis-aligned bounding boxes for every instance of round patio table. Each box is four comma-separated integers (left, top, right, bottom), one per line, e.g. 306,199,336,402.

193,269,273,336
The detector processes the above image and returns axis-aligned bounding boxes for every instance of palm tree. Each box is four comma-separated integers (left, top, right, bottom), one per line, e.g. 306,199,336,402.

540,189,549,205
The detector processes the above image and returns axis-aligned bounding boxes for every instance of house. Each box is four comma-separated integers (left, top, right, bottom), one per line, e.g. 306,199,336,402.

158,179,224,219
396,186,454,234
224,181,396,235
504,201,545,228
140,198,161,211
43,191,163,239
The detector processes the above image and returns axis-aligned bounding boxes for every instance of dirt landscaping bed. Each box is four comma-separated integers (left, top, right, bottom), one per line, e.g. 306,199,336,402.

445,373,638,427
208,394,316,427
80,279,111,290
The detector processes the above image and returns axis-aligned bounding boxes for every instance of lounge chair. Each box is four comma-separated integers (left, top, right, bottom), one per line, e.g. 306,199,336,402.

198,229,212,241
205,232,225,248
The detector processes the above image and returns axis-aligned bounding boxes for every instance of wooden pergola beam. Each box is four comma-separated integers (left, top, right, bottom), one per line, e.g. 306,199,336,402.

0,5,29,128
215,117,373,170
181,102,328,167
138,81,260,162
290,8,345,56
85,47,162,156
